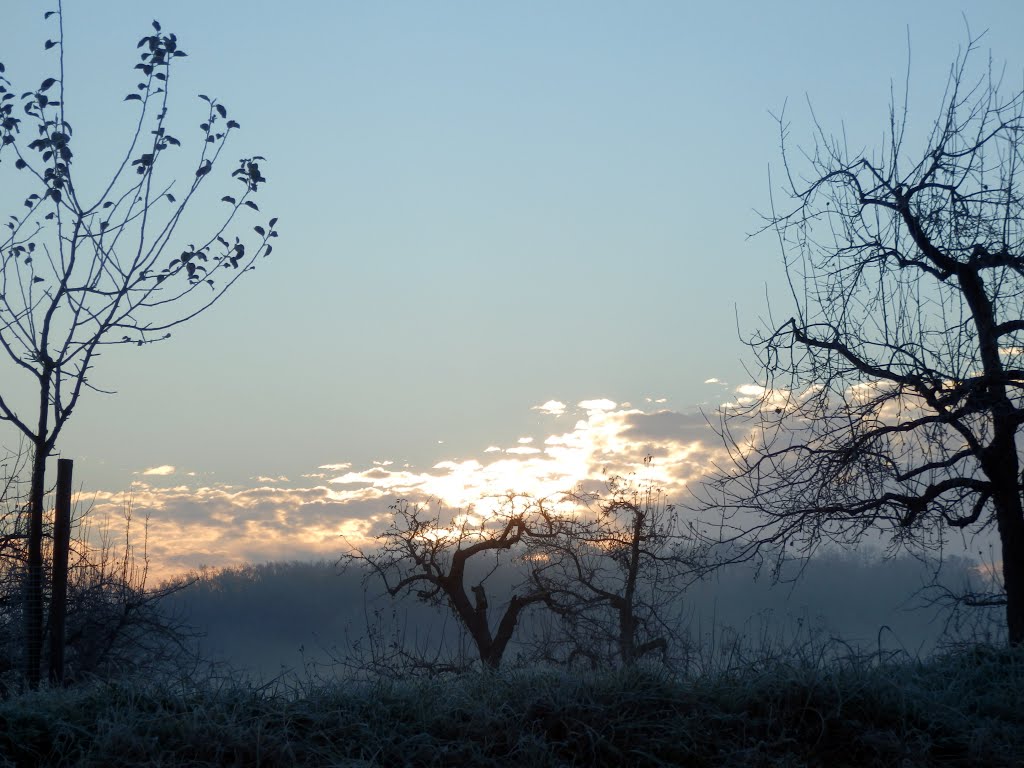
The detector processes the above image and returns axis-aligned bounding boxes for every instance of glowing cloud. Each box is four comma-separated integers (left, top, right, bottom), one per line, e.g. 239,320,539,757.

578,398,616,412
87,398,727,583
141,465,175,476
532,400,567,416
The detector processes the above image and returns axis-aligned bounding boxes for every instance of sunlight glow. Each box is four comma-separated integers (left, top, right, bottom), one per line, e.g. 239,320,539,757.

82,399,722,583
532,400,567,415
141,465,176,476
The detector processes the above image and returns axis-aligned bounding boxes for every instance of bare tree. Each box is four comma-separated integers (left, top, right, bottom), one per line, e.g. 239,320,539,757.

0,465,199,693
0,446,28,566
700,39,1024,644
342,496,559,670
56,496,200,684
0,7,277,685
528,473,702,668
0,446,29,690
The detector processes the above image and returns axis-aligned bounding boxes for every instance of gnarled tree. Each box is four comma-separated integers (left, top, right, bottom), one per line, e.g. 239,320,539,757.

528,475,702,668
343,496,559,670
702,41,1024,644
0,7,277,686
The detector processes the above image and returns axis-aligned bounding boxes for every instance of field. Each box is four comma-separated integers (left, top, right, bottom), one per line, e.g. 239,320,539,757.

1,643,1021,767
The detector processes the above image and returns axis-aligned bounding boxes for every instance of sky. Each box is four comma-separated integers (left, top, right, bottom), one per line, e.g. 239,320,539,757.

1,1,1022,581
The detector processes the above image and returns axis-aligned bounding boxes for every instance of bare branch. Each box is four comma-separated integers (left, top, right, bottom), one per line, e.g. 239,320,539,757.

699,39,1024,645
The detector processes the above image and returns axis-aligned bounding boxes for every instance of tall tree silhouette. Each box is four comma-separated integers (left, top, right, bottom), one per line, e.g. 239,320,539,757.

0,6,277,686
703,40,1024,645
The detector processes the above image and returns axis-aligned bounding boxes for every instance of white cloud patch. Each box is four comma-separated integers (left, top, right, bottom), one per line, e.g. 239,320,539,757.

532,400,566,416
141,465,175,476
724,383,772,409
704,378,720,384
578,398,616,412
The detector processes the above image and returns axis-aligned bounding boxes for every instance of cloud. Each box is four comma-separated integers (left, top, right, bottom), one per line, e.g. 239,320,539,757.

85,482,389,584
532,400,566,416
320,402,720,509
724,383,772,409
704,378,720,384
91,381,987,590
621,410,711,444
141,465,175,476
578,398,616,412
87,398,734,584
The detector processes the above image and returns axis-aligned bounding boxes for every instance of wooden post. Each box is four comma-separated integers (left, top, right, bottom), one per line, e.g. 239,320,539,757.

48,458,73,686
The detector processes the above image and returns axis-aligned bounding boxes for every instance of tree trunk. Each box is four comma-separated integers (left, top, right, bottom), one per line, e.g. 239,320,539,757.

25,440,47,688
959,268,1024,645
1001,523,1024,646
618,505,644,665
992,482,1024,646
618,602,636,665
979,421,1024,646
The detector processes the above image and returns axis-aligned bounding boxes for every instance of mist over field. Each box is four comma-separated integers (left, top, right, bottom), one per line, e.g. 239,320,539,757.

165,551,996,680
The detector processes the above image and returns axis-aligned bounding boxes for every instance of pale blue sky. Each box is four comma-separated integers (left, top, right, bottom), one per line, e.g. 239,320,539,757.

2,1,1023,513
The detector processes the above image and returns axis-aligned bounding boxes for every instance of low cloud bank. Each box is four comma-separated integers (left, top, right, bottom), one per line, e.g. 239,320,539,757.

86,399,724,582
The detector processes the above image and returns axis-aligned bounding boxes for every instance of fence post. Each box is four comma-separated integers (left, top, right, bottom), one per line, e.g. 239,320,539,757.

48,458,73,686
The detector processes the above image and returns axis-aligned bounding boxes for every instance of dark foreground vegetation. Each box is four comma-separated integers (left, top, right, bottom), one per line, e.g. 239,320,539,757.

1,644,1022,767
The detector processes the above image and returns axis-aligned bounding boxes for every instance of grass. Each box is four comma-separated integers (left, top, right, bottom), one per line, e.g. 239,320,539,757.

0,644,1022,767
